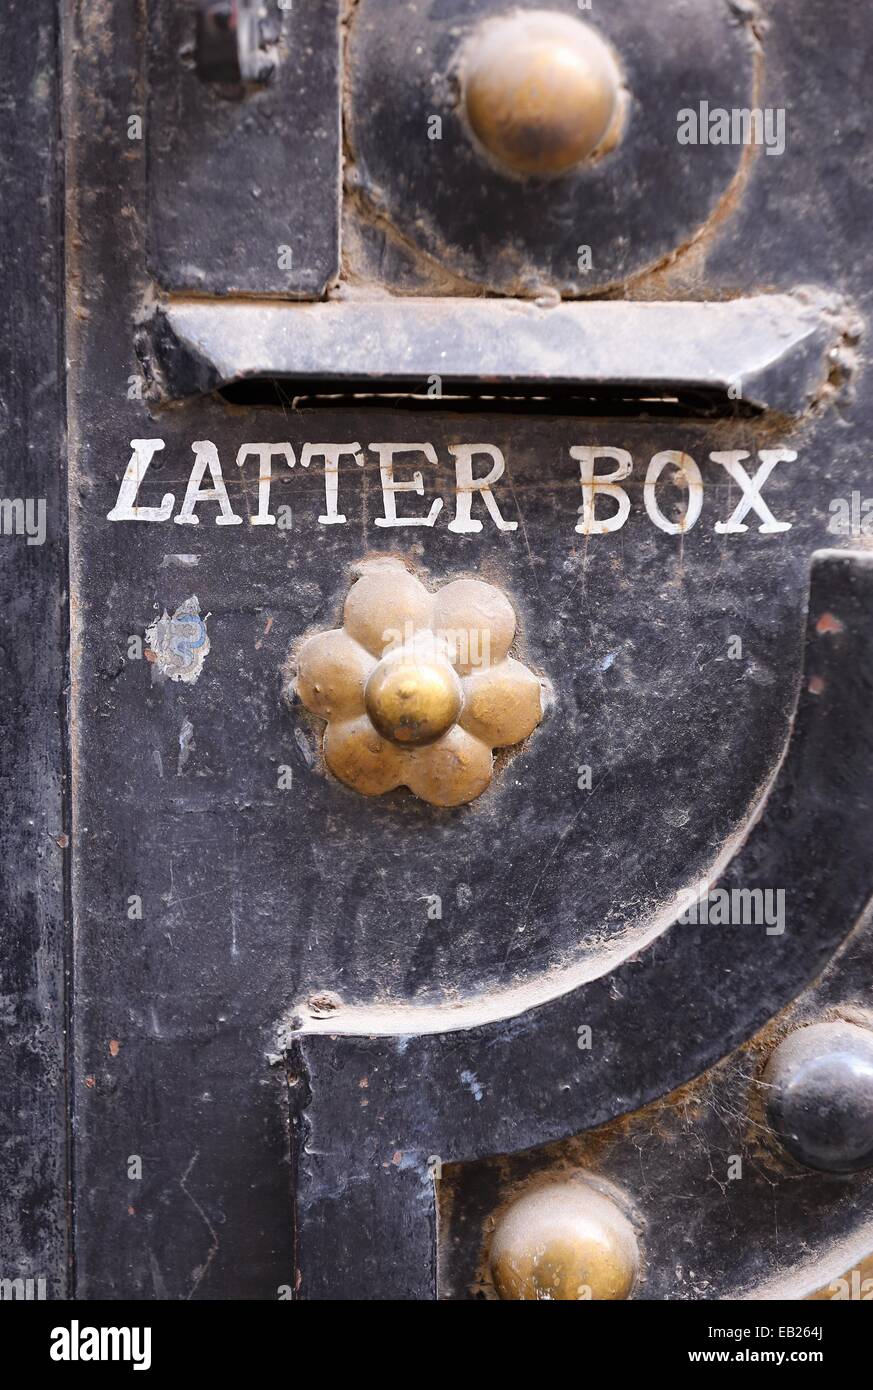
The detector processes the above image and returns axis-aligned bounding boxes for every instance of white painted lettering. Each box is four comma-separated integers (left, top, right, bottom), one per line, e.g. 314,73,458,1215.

107,439,172,521
236,443,296,525
711,450,794,534
447,443,518,533
570,447,632,534
174,441,243,526
371,443,443,528
300,443,364,525
644,450,704,534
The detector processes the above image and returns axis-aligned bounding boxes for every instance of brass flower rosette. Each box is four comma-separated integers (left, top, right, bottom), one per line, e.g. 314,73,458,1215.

293,558,546,807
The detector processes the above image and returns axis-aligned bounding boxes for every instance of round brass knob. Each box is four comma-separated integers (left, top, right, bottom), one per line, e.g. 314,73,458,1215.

461,11,623,177
365,647,463,746
490,1180,639,1300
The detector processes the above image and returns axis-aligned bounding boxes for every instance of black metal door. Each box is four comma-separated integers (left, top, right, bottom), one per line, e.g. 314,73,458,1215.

4,0,873,1307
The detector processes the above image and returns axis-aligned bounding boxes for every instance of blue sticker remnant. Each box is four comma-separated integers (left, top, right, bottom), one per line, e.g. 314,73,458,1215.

145,595,210,684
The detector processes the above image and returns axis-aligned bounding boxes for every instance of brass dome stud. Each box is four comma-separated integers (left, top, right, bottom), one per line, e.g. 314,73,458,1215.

365,647,463,747
490,1180,639,1300
461,11,624,178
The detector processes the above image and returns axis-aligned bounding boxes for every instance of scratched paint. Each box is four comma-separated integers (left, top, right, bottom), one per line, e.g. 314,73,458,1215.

145,595,210,684
177,717,195,774
460,1069,484,1101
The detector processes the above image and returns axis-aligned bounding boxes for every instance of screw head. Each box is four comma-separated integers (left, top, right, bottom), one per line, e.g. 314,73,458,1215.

763,1021,873,1173
490,1180,639,1300
461,11,623,178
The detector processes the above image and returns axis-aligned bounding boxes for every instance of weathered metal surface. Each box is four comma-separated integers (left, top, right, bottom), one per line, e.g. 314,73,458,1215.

33,0,873,1305
67,400,873,1299
151,291,848,413
146,0,341,296
345,0,756,295
0,0,69,1299
85,411,830,1017
290,552,873,1298
439,914,873,1301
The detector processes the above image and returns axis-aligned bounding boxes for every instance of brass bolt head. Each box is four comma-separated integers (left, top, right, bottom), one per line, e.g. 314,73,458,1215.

461,11,623,177
490,1180,639,1300
365,648,463,746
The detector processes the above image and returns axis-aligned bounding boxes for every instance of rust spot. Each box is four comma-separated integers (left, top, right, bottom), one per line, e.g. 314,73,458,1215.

808,675,826,696
816,611,845,635
392,1150,403,1165
84,1075,96,1089
109,1039,120,1057
54,833,70,849
128,1206,136,1216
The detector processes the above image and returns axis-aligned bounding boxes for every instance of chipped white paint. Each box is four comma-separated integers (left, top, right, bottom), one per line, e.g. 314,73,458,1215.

145,596,210,684
160,553,200,568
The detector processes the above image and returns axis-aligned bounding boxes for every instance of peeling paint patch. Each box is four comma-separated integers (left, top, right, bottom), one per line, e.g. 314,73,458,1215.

146,596,210,684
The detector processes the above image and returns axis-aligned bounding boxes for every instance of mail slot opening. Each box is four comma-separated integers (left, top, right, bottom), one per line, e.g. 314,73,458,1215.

216,374,763,419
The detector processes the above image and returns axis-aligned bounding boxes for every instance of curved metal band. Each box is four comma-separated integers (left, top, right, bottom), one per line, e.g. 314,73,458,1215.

289,549,873,1298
